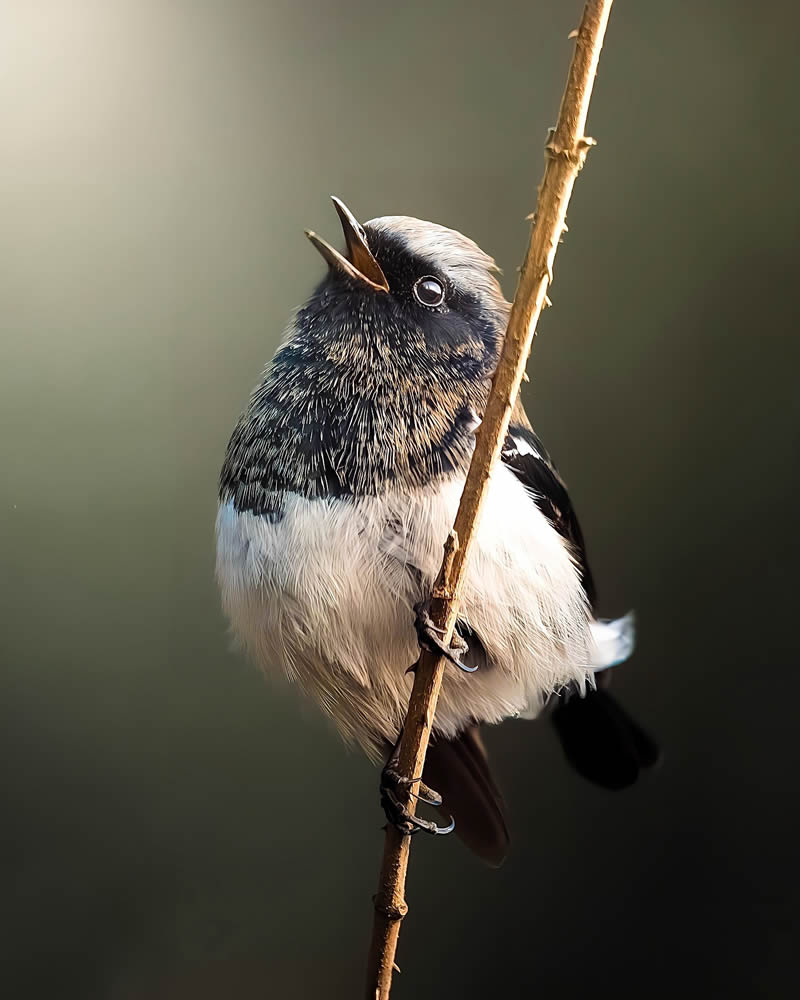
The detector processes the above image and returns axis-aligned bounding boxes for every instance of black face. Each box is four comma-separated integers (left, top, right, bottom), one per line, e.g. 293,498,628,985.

319,225,505,368
364,227,451,309
220,220,507,511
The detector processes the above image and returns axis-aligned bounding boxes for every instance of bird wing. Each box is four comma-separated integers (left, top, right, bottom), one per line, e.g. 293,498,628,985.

501,403,661,788
500,399,597,608
422,725,509,867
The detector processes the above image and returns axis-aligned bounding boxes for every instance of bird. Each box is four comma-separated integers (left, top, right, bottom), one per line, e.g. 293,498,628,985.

216,196,659,866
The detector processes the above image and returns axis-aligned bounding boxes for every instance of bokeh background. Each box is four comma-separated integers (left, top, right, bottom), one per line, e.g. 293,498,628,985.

2,1,799,997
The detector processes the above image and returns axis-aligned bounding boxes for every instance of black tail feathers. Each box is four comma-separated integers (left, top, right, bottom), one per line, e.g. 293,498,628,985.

550,687,660,790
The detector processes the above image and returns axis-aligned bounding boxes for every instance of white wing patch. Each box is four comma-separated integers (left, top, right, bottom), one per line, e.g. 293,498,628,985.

510,435,541,459
589,613,636,671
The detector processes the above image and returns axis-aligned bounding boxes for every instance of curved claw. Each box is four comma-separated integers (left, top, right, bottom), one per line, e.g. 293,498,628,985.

380,746,452,836
439,640,479,673
380,767,455,838
409,780,443,808
427,813,456,836
393,776,442,807
382,771,442,808
413,602,477,673
383,787,455,836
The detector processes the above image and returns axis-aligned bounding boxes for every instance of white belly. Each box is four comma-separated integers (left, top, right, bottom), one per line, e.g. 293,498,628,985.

215,465,592,759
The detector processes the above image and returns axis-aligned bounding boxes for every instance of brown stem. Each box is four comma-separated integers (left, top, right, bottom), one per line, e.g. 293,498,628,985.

365,2,614,996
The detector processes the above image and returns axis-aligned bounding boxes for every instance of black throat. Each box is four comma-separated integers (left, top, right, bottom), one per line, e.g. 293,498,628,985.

220,278,502,516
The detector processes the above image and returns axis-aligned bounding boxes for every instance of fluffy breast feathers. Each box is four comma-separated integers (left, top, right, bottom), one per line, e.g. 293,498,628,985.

216,465,593,759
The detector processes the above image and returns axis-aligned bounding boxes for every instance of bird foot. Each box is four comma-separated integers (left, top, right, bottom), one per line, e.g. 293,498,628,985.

380,764,453,837
412,600,477,673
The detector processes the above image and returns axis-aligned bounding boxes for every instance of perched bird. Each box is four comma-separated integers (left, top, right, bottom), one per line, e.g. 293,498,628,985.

216,197,658,865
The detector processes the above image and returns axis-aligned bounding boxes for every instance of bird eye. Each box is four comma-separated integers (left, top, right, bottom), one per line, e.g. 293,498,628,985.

413,275,445,307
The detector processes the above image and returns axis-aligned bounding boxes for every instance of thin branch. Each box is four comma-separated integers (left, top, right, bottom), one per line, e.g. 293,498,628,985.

365,2,615,996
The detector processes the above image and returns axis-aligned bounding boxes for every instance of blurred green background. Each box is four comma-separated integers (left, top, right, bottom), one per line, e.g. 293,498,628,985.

2,1,798,997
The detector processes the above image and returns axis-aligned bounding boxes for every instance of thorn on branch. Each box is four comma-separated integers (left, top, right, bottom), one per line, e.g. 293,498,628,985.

544,134,596,169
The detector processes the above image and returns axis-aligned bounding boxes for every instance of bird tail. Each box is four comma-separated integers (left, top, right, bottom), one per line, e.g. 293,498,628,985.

550,685,660,789
548,611,658,789
412,614,657,864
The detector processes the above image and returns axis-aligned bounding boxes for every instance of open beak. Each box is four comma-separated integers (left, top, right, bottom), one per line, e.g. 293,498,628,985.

305,196,389,292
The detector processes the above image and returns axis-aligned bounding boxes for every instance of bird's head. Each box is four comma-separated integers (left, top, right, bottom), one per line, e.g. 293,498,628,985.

221,199,511,504
303,197,509,365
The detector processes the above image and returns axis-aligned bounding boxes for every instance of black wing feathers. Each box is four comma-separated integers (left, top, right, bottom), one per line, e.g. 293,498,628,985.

501,402,660,790
501,412,597,607
405,404,658,864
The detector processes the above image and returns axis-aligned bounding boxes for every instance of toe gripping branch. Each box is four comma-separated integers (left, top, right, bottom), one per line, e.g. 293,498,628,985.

377,598,480,837
412,600,477,673
380,761,455,837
